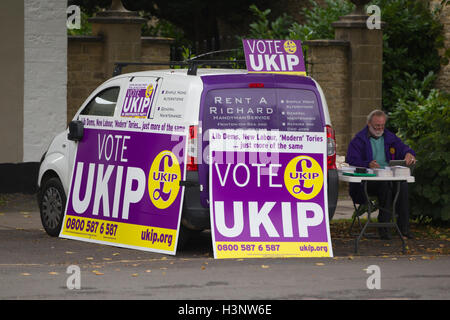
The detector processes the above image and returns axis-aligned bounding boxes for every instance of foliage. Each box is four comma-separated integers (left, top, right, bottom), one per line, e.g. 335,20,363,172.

387,71,436,132
376,1,449,223
371,0,447,113
247,5,294,40
288,0,354,41
389,87,450,222
247,0,354,42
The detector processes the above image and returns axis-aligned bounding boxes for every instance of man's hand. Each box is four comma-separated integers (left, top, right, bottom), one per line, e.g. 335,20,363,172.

369,160,380,168
405,153,416,166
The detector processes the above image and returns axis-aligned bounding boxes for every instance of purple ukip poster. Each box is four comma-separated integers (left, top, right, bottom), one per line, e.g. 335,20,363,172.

209,129,333,258
60,116,187,255
242,39,306,76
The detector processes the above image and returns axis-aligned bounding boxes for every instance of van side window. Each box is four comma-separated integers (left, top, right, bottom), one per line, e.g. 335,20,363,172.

80,87,120,117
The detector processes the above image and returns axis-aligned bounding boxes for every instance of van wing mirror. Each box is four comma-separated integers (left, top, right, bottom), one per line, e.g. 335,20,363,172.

68,120,84,141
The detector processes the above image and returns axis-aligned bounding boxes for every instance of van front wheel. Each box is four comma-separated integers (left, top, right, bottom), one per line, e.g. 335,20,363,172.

39,177,66,237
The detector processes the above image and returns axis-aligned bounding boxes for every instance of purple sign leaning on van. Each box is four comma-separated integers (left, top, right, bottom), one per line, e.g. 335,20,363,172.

209,129,333,258
60,117,187,255
242,39,306,76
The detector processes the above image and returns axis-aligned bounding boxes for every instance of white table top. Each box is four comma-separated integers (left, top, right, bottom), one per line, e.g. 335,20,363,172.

338,172,415,183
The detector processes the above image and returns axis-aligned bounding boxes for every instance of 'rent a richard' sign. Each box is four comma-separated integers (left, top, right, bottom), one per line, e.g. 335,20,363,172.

242,39,306,76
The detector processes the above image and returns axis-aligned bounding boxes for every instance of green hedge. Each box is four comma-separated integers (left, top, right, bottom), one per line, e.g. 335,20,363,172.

390,88,450,222
371,0,447,113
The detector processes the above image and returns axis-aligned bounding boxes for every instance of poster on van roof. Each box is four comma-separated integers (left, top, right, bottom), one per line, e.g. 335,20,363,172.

60,116,187,255
209,129,333,258
242,39,306,76
120,80,158,118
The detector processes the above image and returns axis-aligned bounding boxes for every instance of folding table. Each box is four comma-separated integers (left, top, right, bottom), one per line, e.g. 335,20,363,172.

338,173,415,254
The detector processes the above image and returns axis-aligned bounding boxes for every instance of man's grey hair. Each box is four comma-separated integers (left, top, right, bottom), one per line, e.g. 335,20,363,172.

367,109,388,123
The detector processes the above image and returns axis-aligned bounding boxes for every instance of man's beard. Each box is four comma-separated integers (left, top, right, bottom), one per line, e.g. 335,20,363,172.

368,125,384,138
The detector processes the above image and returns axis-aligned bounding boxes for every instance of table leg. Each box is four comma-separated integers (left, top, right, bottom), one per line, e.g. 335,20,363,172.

392,181,406,254
355,181,371,253
354,180,406,254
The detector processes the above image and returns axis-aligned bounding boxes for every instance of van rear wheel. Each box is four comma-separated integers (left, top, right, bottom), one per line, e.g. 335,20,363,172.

39,177,66,237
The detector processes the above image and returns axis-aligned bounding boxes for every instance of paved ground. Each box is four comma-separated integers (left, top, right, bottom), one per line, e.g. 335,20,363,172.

334,197,355,220
0,193,449,300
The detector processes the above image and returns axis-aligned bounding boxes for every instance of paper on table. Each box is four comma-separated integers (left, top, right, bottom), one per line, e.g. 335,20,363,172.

392,166,411,177
374,168,393,177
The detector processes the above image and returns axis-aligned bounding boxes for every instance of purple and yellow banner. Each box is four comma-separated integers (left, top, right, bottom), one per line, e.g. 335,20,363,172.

209,129,333,258
242,39,306,76
60,116,187,255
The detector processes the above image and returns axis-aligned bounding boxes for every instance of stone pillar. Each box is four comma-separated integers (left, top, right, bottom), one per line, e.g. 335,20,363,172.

304,40,350,155
88,0,146,77
332,0,384,137
24,0,67,162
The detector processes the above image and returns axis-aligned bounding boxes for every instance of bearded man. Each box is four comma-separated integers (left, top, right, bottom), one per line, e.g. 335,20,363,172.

346,110,416,239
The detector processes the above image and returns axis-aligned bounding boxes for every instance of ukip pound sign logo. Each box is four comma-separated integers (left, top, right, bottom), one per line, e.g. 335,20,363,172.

148,150,181,209
284,155,323,201
145,84,154,98
284,40,297,54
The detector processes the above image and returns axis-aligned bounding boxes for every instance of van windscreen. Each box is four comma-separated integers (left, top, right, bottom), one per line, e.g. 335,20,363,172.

202,88,323,132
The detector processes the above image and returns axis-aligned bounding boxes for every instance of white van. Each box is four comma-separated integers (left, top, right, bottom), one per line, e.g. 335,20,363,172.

37,67,339,244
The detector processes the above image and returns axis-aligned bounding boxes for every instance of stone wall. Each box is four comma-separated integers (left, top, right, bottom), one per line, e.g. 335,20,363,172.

141,37,174,64
305,40,350,156
67,36,105,122
67,34,173,122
